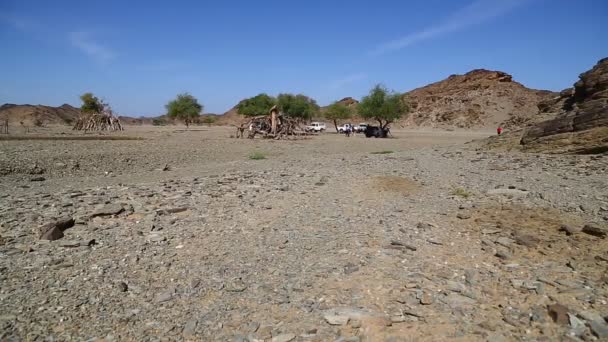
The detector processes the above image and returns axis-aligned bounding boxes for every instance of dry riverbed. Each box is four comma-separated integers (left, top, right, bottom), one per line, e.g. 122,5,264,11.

1,126,607,341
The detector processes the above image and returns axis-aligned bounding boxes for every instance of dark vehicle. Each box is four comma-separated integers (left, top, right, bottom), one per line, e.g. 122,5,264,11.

364,125,390,138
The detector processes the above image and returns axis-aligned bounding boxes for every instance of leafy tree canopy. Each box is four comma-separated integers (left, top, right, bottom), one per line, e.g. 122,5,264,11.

236,93,277,117
277,93,319,120
358,84,409,129
324,101,353,132
165,93,203,126
80,92,104,114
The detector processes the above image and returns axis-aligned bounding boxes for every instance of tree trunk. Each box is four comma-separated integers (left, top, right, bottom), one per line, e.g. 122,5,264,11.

270,107,278,135
333,119,338,133
185,119,190,128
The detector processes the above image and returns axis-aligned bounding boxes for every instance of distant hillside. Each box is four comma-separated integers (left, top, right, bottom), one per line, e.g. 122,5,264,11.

401,69,556,129
0,103,81,125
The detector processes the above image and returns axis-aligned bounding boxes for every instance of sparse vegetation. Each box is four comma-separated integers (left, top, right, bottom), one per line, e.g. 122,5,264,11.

277,94,320,121
324,101,353,132
80,93,104,114
166,93,203,128
237,94,277,117
451,187,472,198
200,116,217,126
358,84,409,129
249,151,266,160
370,150,394,154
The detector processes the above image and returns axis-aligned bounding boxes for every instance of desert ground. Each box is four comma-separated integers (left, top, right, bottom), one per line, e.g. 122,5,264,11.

1,126,607,341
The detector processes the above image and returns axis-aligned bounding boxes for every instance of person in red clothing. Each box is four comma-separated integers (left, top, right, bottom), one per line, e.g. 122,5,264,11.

497,127,503,135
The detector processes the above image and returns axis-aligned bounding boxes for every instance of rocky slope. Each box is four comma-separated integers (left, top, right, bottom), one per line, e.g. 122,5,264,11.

520,58,608,153
402,70,555,129
0,103,81,126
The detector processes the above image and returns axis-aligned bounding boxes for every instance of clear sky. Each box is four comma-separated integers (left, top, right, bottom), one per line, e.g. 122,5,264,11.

1,0,607,116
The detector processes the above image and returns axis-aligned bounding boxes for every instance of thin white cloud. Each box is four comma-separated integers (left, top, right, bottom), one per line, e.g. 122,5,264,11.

328,73,367,90
69,31,116,63
370,0,531,56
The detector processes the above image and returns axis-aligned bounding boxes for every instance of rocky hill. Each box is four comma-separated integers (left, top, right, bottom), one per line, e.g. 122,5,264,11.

0,103,81,126
519,57,608,153
402,70,556,129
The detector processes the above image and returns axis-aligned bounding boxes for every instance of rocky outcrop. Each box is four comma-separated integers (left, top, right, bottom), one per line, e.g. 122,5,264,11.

0,103,82,126
521,58,608,153
401,69,555,129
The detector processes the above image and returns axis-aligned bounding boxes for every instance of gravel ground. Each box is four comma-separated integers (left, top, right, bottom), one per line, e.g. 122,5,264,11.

1,126,607,341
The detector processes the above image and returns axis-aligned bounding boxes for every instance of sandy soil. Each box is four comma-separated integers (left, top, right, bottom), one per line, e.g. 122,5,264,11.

0,125,606,341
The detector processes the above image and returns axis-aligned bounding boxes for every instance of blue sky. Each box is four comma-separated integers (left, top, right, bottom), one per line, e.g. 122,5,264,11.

1,0,607,116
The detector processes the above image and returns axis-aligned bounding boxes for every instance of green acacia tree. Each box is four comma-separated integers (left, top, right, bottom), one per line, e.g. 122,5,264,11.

277,93,319,121
236,93,277,117
80,92,104,113
358,84,409,129
324,101,353,132
165,93,203,128
200,115,217,126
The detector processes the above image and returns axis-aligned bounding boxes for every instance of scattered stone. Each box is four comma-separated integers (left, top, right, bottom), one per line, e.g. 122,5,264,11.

495,248,512,260
155,289,174,303
159,207,189,215
323,313,349,326
568,313,586,337
482,228,502,234
416,222,435,230
117,282,128,292
547,304,569,325
419,292,434,305
182,319,198,338
457,212,471,220
487,188,529,197
38,217,75,241
495,236,515,247
225,278,248,292
589,319,608,339
271,333,296,342
389,240,417,251
30,176,45,182
559,224,581,235
90,204,124,218
582,223,607,238
513,233,540,247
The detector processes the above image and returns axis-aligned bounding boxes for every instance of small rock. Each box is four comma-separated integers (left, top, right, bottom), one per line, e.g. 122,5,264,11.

457,213,471,220
225,278,248,292
559,224,581,236
513,233,540,247
30,176,46,182
547,304,569,325
324,313,349,325
589,319,608,339
117,282,128,292
271,333,295,342
495,237,515,247
582,223,607,238
568,313,586,337
495,248,512,260
419,292,434,305
416,222,435,230
38,217,75,241
90,204,124,218
183,319,198,338
155,289,174,303
389,240,417,251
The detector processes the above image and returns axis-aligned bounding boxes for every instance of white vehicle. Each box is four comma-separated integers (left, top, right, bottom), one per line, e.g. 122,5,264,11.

305,122,326,132
354,123,368,132
337,123,354,133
